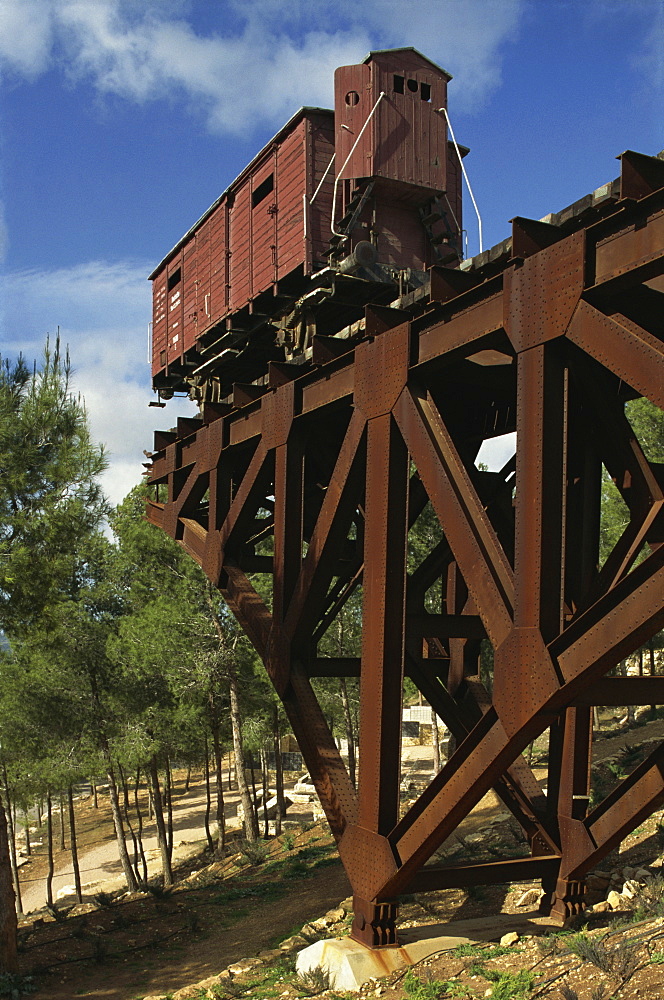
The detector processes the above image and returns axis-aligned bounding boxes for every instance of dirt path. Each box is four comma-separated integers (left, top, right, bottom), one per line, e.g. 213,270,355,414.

18,767,328,914
32,861,352,1000
19,780,239,911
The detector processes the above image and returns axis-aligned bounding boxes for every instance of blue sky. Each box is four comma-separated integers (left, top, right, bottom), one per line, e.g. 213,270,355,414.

1,0,662,505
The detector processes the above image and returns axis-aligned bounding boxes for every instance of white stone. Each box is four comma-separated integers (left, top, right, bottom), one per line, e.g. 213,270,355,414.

500,932,519,947
621,880,639,899
515,889,541,908
607,890,623,910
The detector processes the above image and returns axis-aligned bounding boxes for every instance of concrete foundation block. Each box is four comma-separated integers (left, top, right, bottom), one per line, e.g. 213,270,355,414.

296,912,555,991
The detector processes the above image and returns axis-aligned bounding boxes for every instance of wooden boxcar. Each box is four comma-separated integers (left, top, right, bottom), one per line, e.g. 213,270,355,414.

150,107,334,385
150,47,464,399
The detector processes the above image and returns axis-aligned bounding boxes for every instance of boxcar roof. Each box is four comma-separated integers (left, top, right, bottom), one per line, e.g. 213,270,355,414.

362,47,452,81
149,105,334,279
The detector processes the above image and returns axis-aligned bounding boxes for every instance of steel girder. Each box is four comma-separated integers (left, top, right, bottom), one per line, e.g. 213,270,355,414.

147,151,664,946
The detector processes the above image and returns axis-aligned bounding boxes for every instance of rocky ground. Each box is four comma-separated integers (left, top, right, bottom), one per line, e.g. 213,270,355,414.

8,713,664,999
8,794,664,1000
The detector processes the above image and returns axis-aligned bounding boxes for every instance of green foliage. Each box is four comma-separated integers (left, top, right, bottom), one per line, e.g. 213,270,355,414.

0,972,37,997
0,336,108,636
566,933,640,984
402,969,470,999
632,875,664,919
453,944,513,960
625,398,664,463
293,966,330,995
239,839,269,866
485,970,534,999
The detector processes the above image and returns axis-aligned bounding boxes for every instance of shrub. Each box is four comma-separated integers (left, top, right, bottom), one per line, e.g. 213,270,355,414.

239,838,269,866
293,966,331,995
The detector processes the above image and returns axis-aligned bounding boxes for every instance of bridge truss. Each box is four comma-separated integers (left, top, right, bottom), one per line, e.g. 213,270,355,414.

147,150,664,947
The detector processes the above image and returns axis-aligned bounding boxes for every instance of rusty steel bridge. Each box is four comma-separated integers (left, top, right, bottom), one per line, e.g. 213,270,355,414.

147,149,664,947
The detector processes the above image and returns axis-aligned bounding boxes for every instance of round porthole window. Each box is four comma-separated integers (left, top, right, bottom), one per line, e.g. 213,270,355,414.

407,79,419,92
345,91,360,106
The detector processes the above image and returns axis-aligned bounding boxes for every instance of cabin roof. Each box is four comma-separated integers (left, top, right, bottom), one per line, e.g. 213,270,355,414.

362,47,452,82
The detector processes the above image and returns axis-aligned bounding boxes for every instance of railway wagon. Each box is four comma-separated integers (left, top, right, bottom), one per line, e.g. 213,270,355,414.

150,47,465,402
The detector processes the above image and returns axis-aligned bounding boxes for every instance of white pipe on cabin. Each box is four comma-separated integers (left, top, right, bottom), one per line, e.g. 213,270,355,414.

438,106,483,254
331,92,386,239
310,152,336,207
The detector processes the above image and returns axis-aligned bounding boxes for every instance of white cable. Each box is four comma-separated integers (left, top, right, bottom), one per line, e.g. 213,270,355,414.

439,107,483,254
310,152,336,205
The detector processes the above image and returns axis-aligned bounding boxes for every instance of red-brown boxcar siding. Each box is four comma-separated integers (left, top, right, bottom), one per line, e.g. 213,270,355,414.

229,183,252,311
151,270,167,377
274,124,305,281
166,255,184,365
370,52,447,193
334,63,373,191
195,215,211,333
208,201,228,327
251,155,278,295
182,239,198,354
308,116,335,270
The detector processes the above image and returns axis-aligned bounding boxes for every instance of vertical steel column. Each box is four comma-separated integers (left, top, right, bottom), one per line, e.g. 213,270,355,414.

351,412,409,946
514,343,566,643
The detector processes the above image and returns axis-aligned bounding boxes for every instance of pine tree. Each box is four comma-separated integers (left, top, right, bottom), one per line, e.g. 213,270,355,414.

0,337,107,972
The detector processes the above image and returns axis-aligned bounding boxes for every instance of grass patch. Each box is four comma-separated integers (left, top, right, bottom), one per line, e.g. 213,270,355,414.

402,969,471,998
453,943,514,959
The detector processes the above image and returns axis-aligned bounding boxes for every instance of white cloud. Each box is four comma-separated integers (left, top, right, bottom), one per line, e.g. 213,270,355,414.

1,259,195,508
0,0,55,78
0,0,526,136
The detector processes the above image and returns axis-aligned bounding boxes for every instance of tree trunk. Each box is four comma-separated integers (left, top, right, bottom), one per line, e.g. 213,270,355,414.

228,667,258,840
184,765,192,793
148,758,172,886
272,704,285,836
339,677,356,788
203,739,214,852
67,786,83,903
260,749,270,838
0,792,18,974
102,754,138,893
164,757,174,856
249,760,260,832
91,779,98,809
23,809,31,857
133,770,148,883
59,792,66,850
0,772,22,917
46,791,54,908
211,729,226,854
431,707,441,775
36,799,43,829
118,763,140,883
